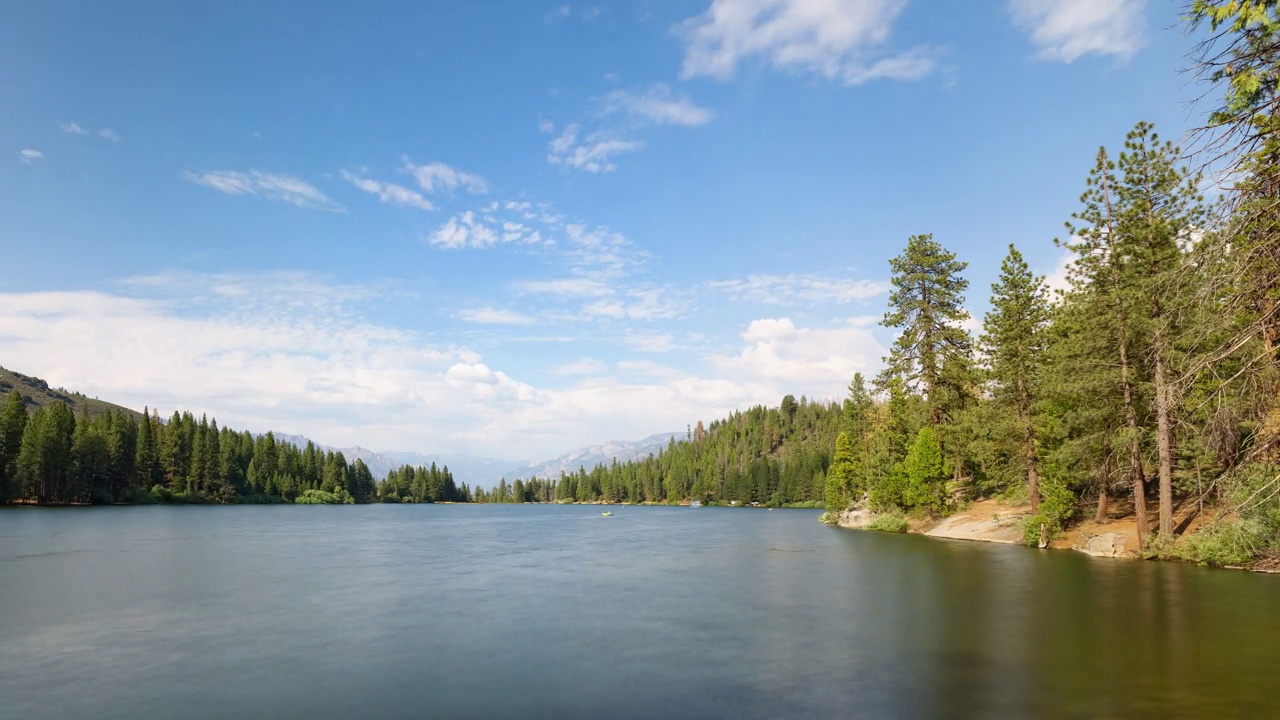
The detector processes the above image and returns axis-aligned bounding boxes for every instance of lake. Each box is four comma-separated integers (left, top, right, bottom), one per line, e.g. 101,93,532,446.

1,504,1277,719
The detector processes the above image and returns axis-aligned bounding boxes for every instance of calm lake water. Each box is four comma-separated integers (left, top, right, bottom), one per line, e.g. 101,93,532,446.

1,504,1277,719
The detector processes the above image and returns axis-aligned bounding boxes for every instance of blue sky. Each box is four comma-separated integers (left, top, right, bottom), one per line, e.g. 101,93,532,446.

2,1,1209,459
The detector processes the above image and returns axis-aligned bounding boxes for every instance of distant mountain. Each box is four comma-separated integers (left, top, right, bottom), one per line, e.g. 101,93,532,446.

506,432,683,481
265,432,685,488
0,366,141,419
264,433,524,488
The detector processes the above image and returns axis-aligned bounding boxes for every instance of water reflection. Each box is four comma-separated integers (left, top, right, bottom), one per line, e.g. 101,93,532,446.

1,505,1277,720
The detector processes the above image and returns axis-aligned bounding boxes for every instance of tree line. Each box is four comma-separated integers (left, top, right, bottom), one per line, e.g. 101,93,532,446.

491,400,837,506
0,396,473,505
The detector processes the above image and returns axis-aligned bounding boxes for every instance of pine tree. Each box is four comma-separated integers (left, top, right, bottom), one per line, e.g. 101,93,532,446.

1116,122,1207,538
878,234,973,427
981,244,1051,511
1062,146,1151,549
825,432,857,512
0,391,28,502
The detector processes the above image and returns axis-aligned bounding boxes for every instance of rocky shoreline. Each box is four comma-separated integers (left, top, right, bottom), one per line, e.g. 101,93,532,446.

829,498,1139,559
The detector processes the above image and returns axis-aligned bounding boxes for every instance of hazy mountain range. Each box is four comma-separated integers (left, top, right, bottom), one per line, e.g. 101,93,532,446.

269,431,683,489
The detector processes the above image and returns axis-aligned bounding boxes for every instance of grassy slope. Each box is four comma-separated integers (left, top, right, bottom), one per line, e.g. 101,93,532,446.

0,366,141,419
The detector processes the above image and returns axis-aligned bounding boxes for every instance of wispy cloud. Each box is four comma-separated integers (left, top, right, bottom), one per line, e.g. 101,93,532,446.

58,122,87,136
403,158,489,194
340,170,434,211
543,83,713,173
677,0,936,86
545,123,642,173
18,148,44,164
98,128,123,143
459,307,537,325
1008,0,1146,62
622,332,675,352
514,278,613,297
709,273,890,304
429,211,499,248
601,84,715,127
184,170,343,211
552,358,610,376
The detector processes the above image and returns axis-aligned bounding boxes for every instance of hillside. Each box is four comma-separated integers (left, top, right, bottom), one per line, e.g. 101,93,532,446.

0,366,141,419
518,399,841,505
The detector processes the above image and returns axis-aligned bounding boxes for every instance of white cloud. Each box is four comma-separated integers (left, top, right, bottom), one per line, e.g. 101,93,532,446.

0,277,891,459
678,0,936,85
552,358,610,376
1009,0,1146,62
58,122,87,135
184,170,342,211
18,148,43,164
710,273,890,304
563,222,647,273
714,317,885,395
403,158,489,194
601,84,715,127
459,307,537,325
546,123,642,173
1043,248,1073,296
623,332,675,352
514,278,613,297
340,170,434,211
98,128,122,143
427,210,502,249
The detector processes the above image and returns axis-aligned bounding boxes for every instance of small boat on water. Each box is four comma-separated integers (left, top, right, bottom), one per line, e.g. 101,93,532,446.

690,500,702,508
601,511,613,517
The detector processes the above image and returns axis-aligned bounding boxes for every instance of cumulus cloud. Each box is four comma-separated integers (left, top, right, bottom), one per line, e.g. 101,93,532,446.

714,317,886,396
403,158,489,194
184,170,342,211
1042,248,1074,296
1008,0,1146,62
710,273,889,304
18,148,43,164
0,276,891,459
340,170,434,211
58,122,87,135
678,0,936,85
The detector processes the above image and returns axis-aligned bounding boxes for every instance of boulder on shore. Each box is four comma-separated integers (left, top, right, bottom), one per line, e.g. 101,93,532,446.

1075,531,1133,558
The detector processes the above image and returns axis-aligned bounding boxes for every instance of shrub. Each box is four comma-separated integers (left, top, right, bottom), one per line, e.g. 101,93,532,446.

1174,518,1268,567
867,510,909,533
1020,470,1076,547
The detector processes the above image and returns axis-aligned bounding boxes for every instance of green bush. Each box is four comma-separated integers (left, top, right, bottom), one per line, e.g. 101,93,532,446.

1174,518,1267,567
295,488,355,505
1020,471,1076,547
867,510,909,533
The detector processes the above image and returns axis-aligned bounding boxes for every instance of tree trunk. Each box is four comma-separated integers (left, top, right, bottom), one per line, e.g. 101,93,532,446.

1119,339,1147,550
1153,334,1175,538
1096,435,1112,522
1027,436,1040,514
